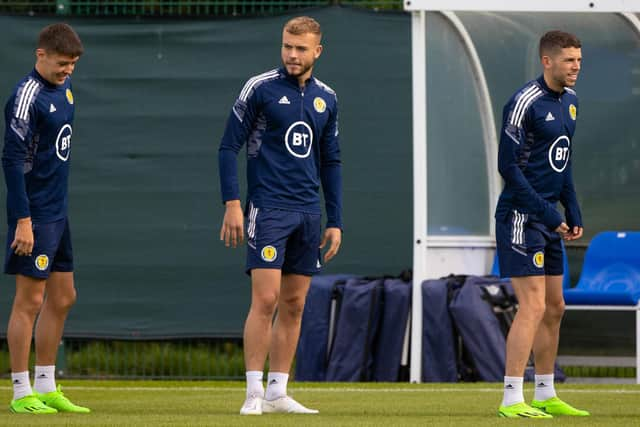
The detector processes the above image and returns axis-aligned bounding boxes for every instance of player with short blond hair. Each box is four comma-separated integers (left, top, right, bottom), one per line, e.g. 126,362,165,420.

219,16,342,415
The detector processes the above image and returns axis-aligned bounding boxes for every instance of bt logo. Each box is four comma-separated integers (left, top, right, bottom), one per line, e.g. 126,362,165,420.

548,135,570,172
55,124,72,161
284,121,313,158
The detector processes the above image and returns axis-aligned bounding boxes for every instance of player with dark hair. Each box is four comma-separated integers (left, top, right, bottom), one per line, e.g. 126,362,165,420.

495,30,588,418
2,23,89,414
219,16,342,415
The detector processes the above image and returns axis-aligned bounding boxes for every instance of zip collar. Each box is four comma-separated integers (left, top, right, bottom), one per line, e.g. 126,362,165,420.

537,75,563,99
279,67,314,90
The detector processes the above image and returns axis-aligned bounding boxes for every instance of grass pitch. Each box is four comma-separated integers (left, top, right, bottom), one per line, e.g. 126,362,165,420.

0,380,638,426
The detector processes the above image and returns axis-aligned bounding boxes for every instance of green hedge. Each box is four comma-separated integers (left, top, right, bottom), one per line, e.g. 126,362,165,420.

0,339,634,379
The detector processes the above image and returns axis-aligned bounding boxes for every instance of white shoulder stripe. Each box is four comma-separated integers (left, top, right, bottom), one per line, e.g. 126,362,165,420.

512,89,542,128
313,77,335,95
239,71,278,102
564,87,576,95
510,86,542,128
239,70,274,101
239,69,279,102
15,80,34,118
16,80,38,121
20,82,40,121
17,80,38,120
509,85,537,126
238,71,269,101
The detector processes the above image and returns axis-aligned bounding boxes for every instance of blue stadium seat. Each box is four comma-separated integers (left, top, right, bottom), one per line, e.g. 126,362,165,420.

563,231,640,305
562,231,640,384
491,241,571,289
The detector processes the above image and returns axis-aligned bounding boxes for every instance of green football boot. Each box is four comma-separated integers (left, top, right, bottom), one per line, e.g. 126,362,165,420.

9,394,57,414
36,385,91,413
498,402,553,419
531,396,590,416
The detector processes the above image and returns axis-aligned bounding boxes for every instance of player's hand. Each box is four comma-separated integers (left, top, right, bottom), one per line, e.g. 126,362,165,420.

11,217,34,256
220,200,244,248
320,227,341,263
554,222,569,236
564,226,583,241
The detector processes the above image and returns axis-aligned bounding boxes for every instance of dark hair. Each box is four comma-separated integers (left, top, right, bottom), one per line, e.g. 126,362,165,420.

38,23,84,57
539,30,581,58
284,16,322,38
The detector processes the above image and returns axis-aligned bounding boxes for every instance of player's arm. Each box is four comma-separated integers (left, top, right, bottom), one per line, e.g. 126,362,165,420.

559,159,583,240
2,95,36,256
318,95,342,262
218,82,260,248
498,104,565,232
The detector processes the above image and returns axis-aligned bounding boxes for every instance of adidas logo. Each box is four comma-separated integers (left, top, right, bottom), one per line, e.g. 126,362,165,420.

278,96,290,105
545,112,555,121
13,379,20,384
38,374,47,378
269,379,278,385
537,382,546,387
49,103,56,113
505,384,514,389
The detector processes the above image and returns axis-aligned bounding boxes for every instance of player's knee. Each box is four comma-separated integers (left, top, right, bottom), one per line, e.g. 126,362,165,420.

252,293,279,318
16,293,45,316
279,295,305,319
47,287,77,313
545,299,565,321
519,300,546,322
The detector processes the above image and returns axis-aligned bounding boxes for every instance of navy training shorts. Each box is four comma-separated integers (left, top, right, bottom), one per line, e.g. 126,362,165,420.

496,210,563,278
4,217,73,279
245,202,322,276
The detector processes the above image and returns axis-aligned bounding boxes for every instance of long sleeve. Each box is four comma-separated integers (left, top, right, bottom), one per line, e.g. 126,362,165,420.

218,86,260,203
559,160,582,228
498,107,563,229
320,96,342,229
2,94,37,221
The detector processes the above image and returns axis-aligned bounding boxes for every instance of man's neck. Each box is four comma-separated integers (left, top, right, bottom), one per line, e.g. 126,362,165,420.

543,73,563,93
297,69,313,88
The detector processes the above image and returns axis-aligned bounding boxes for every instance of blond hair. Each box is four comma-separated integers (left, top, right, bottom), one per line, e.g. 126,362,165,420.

284,16,322,39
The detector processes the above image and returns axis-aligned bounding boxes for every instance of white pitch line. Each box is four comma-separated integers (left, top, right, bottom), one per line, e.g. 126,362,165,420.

0,386,637,394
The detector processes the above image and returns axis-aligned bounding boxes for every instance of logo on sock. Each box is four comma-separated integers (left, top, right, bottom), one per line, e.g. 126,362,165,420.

13,379,20,384
505,384,514,389
269,379,278,385
38,374,47,378
537,382,546,387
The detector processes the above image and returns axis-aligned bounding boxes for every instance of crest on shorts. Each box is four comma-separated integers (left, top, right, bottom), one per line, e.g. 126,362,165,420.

313,97,326,113
533,251,544,268
569,104,576,121
261,245,277,262
35,254,49,271
66,89,74,105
